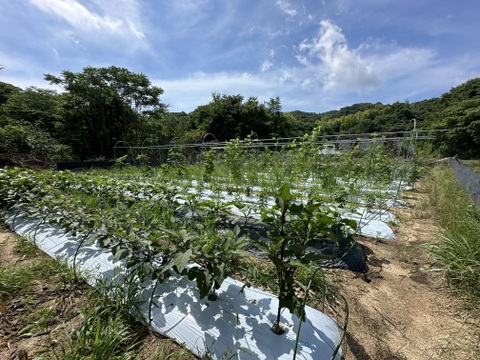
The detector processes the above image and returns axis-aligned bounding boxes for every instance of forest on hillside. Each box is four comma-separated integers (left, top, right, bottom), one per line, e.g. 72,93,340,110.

1,65,480,164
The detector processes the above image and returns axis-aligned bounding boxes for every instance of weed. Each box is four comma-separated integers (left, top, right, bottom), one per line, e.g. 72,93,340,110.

426,164,480,309
51,305,142,360
19,301,57,337
13,236,38,258
152,339,193,360
412,198,428,219
0,266,33,299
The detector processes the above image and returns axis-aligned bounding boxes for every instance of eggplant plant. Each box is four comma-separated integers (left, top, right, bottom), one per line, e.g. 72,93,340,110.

161,199,248,299
252,184,356,334
203,149,216,181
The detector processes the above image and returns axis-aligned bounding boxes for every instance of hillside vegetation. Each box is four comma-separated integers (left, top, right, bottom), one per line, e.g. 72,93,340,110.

1,65,480,162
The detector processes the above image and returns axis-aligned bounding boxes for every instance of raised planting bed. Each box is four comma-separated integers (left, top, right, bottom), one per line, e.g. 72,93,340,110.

4,211,345,360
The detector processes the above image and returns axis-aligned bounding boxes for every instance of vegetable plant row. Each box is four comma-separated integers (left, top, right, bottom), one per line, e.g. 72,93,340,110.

0,137,417,339
0,167,357,334
114,132,418,211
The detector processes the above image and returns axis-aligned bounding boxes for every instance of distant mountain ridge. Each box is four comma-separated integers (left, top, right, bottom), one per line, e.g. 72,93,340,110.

287,78,480,158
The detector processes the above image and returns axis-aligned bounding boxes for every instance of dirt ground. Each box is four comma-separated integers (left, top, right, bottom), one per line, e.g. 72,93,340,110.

340,186,479,360
1,184,479,360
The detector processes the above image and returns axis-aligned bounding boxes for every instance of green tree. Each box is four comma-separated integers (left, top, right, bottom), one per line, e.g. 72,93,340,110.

0,83,71,163
141,112,190,145
239,96,270,138
187,94,292,141
0,81,21,108
45,66,165,159
425,79,480,158
188,93,244,141
434,98,480,158
1,87,60,134
266,96,290,137
285,111,316,137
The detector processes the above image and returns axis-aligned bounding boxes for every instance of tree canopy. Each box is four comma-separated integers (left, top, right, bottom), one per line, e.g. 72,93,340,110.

185,93,291,141
2,65,480,162
44,66,165,159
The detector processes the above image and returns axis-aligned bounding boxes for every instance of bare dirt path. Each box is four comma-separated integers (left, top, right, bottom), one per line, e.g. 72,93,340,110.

341,186,479,360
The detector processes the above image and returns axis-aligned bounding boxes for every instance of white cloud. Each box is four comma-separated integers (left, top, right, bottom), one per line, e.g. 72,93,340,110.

295,55,309,66
277,68,295,84
276,0,297,16
171,0,211,13
126,18,144,39
301,79,312,89
298,19,381,91
260,61,273,72
0,52,58,90
156,71,281,111
372,47,436,80
334,0,350,15
29,0,144,39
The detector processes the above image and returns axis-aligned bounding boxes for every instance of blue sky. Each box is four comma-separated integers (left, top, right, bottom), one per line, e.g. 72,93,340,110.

1,0,479,113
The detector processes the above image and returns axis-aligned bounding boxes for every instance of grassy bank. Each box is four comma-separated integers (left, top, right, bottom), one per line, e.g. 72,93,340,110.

426,164,480,310
0,231,196,360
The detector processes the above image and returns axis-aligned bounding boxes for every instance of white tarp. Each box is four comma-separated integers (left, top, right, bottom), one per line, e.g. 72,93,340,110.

67,179,400,240
4,212,343,360
175,188,398,240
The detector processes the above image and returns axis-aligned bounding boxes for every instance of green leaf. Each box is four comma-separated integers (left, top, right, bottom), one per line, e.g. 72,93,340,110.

278,183,291,201
287,243,305,255
201,236,220,253
112,246,130,263
342,218,358,230
286,258,308,268
173,249,192,273
188,267,210,298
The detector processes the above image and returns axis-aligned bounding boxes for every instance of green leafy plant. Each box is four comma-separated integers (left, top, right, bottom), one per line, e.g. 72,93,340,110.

51,305,142,360
252,184,356,334
168,148,186,175
161,199,248,299
224,138,244,188
203,149,216,181
427,164,480,307
115,154,129,167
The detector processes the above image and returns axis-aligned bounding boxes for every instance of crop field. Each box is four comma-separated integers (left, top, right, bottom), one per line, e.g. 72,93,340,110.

0,135,420,359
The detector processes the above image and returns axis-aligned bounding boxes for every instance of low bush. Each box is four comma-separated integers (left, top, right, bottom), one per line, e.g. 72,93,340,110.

0,123,72,163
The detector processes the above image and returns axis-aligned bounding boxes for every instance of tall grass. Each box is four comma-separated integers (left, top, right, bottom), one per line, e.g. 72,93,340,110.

52,305,141,360
462,159,480,175
426,164,480,308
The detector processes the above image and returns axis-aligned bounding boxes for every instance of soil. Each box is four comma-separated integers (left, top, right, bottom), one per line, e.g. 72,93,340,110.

1,183,479,359
340,185,479,360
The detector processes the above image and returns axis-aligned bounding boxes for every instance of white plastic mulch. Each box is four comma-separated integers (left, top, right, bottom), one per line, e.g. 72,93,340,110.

4,212,343,360
175,188,398,240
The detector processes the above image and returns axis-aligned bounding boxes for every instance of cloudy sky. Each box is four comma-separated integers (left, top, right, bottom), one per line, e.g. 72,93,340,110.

1,0,479,113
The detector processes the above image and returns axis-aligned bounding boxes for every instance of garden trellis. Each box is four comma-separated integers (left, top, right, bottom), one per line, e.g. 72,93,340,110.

113,128,441,164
